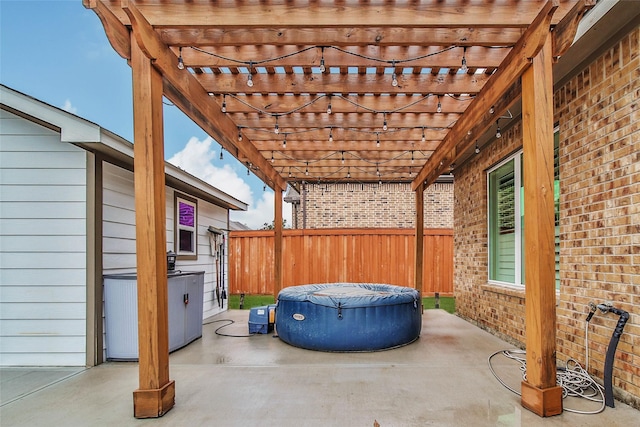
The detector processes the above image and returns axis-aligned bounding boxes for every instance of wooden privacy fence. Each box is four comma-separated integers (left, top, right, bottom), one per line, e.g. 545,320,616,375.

228,228,453,296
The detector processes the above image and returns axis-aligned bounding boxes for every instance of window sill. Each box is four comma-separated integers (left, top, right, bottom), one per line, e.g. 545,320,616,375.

481,282,525,299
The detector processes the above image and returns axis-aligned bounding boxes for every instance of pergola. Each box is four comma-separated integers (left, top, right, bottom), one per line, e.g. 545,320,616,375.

84,0,593,419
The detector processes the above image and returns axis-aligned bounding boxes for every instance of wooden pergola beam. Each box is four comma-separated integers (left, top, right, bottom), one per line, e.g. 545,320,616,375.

197,72,487,96
180,45,508,69
520,31,563,418
411,1,558,191
103,2,576,28
129,31,175,419
121,0,287,191
159,27,525,47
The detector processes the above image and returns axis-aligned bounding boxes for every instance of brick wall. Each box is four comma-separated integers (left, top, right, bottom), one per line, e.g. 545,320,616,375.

291,182,453,229
454,27,639,408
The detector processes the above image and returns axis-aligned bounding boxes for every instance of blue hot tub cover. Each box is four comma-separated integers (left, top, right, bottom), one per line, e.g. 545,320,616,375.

276,283,422,352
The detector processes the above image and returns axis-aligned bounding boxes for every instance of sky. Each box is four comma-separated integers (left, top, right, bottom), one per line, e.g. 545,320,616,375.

0,0,291,229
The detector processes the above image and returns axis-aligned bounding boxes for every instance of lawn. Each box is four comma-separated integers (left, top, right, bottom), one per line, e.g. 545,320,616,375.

229,294,455,314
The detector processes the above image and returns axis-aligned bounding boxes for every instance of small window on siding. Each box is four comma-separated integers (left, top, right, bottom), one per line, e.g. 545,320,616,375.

175,194,197,258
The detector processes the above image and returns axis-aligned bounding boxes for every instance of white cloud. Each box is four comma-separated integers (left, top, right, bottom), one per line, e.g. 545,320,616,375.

62,99,77,114
168,136,292,229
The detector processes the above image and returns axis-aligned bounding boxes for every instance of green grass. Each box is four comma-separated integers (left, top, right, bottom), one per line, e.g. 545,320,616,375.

229,294,455,314
228,294,275,309
422,296,455,314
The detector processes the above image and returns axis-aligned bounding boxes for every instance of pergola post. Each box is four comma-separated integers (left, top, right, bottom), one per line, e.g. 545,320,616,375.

130,35,175,418
520,32,562,417
414,185,424,294
274,186,283,298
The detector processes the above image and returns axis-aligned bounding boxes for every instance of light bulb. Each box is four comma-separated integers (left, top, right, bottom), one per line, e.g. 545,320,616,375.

496,127,502,139
319,47,326,73
274,123,279,134
221,101,226,113
282,137,287,148
376,136,380,147
271,152,275,163
237,129,243,141
329,129,333,142
421,129,426,142
341,151,345,164
437,98,442,113
247,73,253,87
383,117,388,131
475,142,480,154
391,73,398,87
327,103,332,115
177,47,185,70
220,148,224,160
490,105,495,114
461,47,468,73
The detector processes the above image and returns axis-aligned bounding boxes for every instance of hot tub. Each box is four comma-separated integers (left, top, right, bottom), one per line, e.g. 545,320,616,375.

275,283,422,352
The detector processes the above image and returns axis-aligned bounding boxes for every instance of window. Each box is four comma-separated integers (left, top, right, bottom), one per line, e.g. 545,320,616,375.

487,128,560,289
175,193,197,258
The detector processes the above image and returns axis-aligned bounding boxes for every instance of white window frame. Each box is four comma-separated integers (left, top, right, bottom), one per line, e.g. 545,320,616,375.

175,193,197,258
487,151,524,288
487,126,560,290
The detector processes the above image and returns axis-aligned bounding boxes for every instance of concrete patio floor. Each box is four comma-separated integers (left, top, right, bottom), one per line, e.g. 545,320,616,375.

1,309,638,426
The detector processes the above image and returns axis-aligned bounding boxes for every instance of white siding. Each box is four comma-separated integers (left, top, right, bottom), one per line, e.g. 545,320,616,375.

102,164,231,355
0,109,87,366
167,191,229,319
102,163,137,273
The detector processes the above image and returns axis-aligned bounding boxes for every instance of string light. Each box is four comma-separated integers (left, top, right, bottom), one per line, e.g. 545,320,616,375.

490,105,495,114
347,167,351,179
475,141,480,154
326,95,332,114
177,47,185,70
437,96,442,113
341,151,345,164
221,94,227,113
282,135,287,148
421,127,426,142
237,127,243,141
411,150,415,163
461,47,468,72
382,113,388,131
247,164,251,175
305,162,309,176
495,120,502,138
288,168,292,178
220,147,224,160
274,116,279,134
263,184,267,192
319,47,326,73
329,128,333,142
376,133,380,148
271,151,275,163
391,60,398,87
246,61,254,87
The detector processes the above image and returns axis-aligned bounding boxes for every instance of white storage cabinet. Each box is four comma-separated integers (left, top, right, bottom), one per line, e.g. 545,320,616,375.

104,271,205,360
